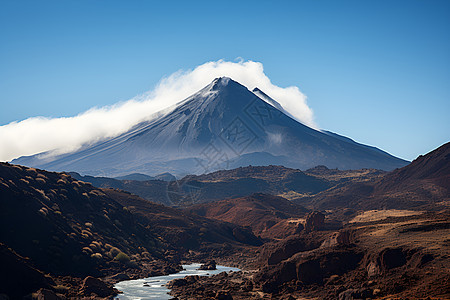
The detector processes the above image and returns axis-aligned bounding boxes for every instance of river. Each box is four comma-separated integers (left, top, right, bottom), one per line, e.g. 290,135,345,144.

114,263,240,299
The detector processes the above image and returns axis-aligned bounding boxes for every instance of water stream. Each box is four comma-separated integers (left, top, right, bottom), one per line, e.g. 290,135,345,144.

114,263,240,299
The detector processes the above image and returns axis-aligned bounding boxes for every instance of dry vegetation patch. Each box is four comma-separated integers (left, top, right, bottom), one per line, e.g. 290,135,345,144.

349,209,423,223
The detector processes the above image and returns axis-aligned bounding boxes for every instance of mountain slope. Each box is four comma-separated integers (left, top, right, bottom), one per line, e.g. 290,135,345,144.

375,141,450,191
13,77,408,177
0,162,172,277
0,162,262,297
185,193,308,239
303,142,450,211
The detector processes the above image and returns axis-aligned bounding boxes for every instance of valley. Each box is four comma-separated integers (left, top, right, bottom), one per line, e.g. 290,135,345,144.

0,142,448,299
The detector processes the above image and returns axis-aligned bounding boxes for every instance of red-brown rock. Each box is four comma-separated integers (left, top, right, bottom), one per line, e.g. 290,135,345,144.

304,211,325,232
79,276,117,297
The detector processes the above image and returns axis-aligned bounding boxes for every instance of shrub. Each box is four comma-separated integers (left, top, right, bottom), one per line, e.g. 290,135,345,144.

115,252,130,263
19,178,29,184
26,167,37,174
91,253,103,259
35,177,46,184
128,260,138,268
81,229,92,237
12,165,23,171
82,247,93,254
38,207,48,216
37,173,48,179
108,246,120,258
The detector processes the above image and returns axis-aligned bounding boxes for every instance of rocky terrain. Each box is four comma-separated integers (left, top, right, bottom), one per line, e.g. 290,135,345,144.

0,163,260,299
168,209,450,299
66,164,384,207
184,193,309,239
1,143,448,299
298,142,450,214
167,143,450,299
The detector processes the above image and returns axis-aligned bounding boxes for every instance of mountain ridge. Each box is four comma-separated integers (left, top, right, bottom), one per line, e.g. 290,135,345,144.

12,77,408,176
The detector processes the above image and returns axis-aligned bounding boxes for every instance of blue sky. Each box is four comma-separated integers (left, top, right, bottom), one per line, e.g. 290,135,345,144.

0,0,449,161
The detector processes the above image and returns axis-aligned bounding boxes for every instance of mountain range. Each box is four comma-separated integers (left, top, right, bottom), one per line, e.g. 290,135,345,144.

12,77,408,177
0,142,448,299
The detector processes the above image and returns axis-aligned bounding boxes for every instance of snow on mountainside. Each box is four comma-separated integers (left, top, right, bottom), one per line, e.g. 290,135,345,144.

13,77,408,177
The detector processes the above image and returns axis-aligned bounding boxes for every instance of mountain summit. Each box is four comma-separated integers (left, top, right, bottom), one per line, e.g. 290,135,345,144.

13,77,408,177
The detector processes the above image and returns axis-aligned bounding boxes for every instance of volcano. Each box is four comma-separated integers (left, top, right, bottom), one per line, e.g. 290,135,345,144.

13,77,408,177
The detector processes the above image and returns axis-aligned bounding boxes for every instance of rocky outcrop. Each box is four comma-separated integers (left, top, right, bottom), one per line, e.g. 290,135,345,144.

264,236,321,265
167,278,188,288
199,260,217,270
304,211,325,232
33,288,64,300
79,276,117,298
320,230,352,248
338,288,374,300
168,271,249,299
110,273,130,281
257,246,364,293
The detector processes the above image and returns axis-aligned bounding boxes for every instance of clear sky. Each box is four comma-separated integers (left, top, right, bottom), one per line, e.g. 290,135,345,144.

0,0,449,161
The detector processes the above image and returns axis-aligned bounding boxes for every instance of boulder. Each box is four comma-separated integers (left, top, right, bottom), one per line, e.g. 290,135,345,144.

198,260,216,270
267,237,319,265
366,261,380,277
258,247,364,292
79,276,117,297
304,211,325,232
33,289,63,300
167,278,188,288
321,230,352,248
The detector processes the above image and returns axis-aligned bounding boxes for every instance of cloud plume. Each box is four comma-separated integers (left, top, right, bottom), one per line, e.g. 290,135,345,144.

0,59,316,162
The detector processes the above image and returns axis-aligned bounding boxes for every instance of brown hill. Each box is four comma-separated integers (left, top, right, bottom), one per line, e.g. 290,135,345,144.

166,165,332,206
103,188,262,249
69,165,333,206
375,141,450,192
185,193,308,239
305,165,386,184
0,163,167,278
0,162,261,298
302,142,450,212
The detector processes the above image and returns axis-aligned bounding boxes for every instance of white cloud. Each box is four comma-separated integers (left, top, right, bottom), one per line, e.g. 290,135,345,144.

267,132,283,145
0,59,316,162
